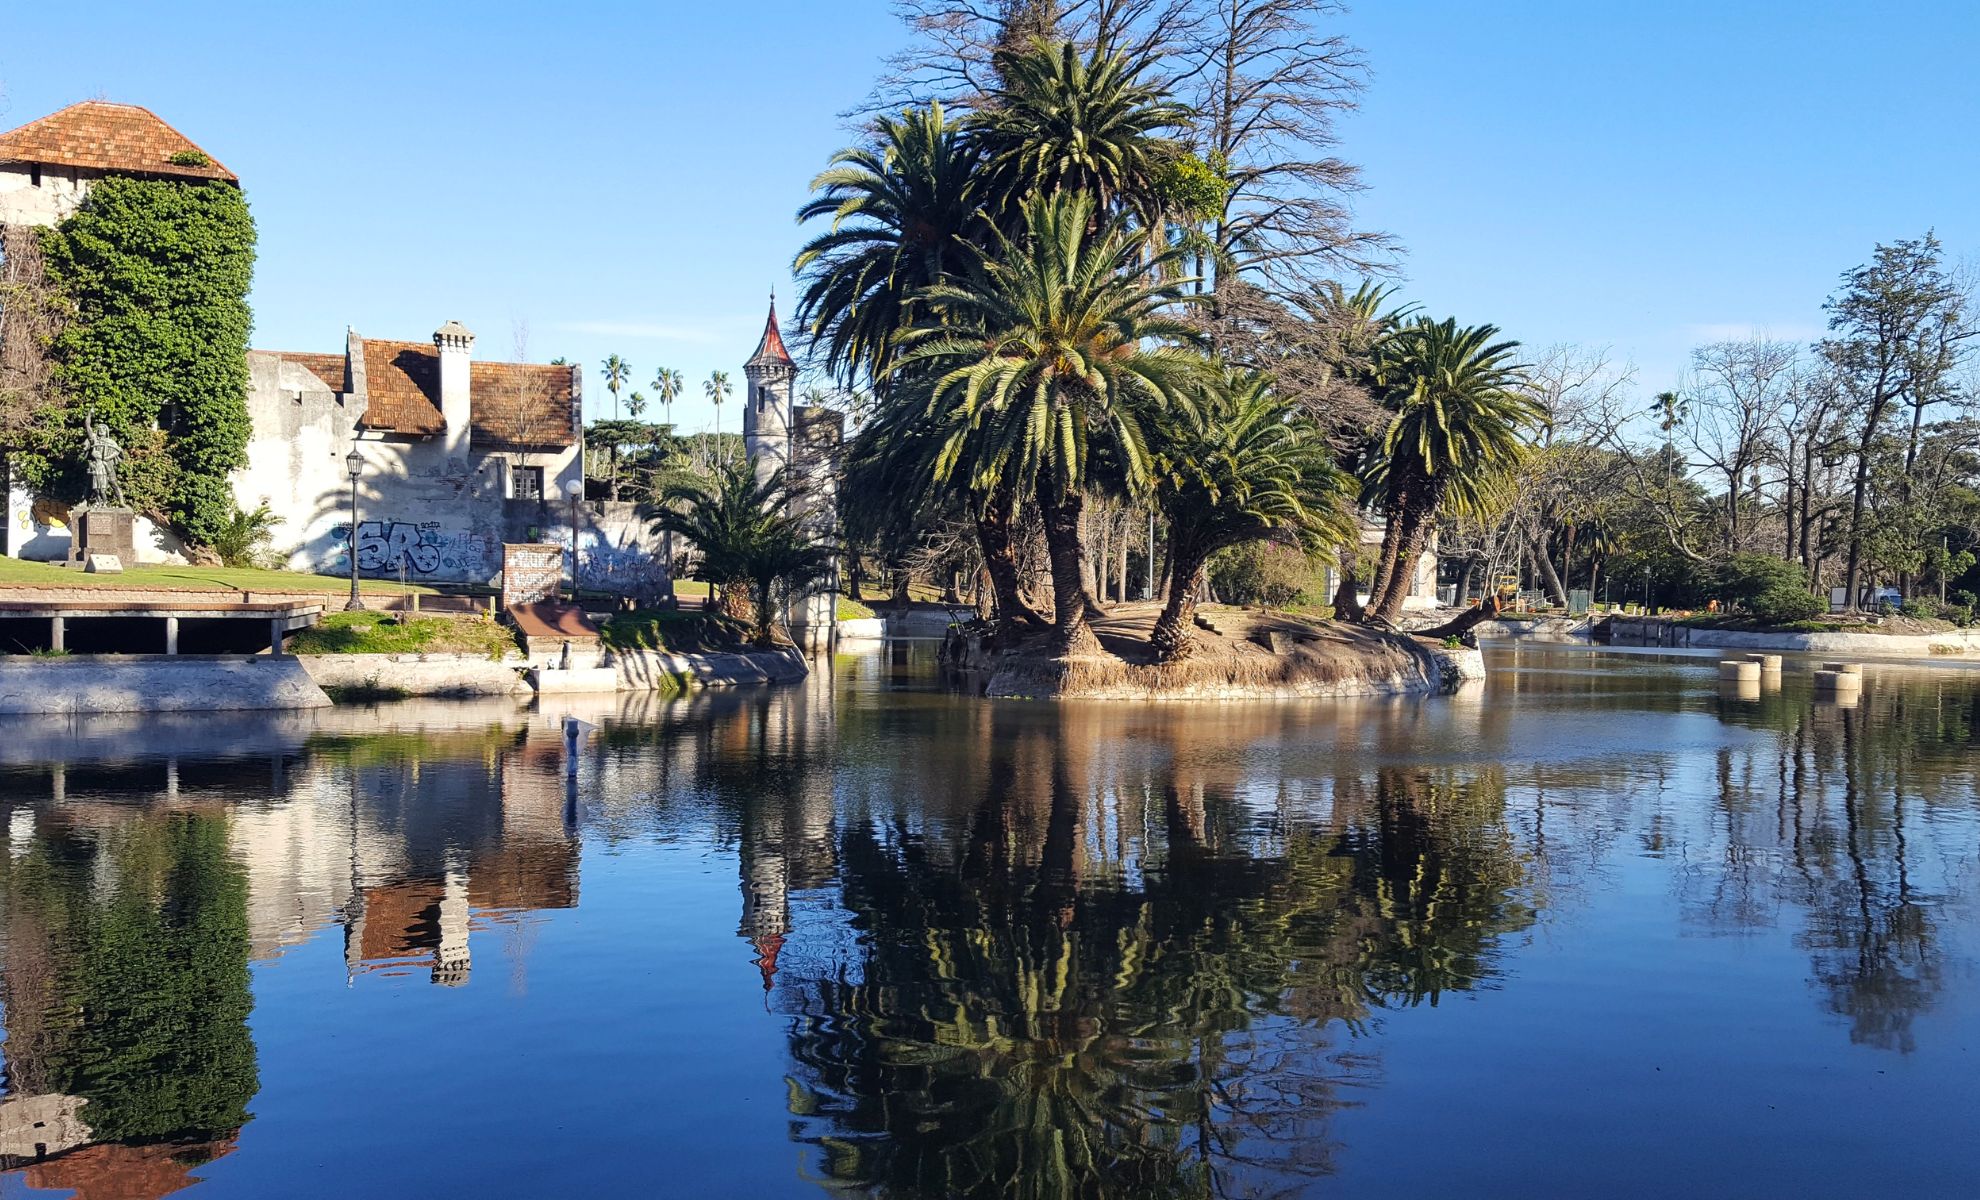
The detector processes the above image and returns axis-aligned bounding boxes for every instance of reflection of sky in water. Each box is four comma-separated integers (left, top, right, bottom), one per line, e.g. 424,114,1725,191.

1,643,1978,1198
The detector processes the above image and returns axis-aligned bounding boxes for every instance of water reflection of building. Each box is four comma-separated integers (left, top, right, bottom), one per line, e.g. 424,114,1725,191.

0,704,585,1196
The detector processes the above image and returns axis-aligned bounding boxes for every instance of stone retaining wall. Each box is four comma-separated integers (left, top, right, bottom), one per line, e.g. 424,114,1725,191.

299,653,528,696
0,656,330,713
1606,616,1980,657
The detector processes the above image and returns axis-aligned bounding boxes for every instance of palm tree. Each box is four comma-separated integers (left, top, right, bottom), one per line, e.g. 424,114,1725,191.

973,39,1190,228
643,456,835,645
794,102,983,391
627,390,647,421
652,367,684,431
1147,370,1355,659
899,192,1203,655
705,369,731,445
1360,318,1546,626
600,354,632,421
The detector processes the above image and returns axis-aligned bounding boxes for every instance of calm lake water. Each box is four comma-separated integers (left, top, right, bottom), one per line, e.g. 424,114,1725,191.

3,643,1979,1198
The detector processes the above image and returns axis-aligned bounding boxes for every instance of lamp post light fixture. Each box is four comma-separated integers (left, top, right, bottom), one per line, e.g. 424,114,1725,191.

565,478,585,601
344,446,366,612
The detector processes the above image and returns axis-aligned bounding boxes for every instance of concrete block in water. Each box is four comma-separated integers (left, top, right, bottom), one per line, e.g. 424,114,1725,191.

1719,660,1761,682
1821,661,1862,676
1814,669,1863,692
530,666,623,694
1743,653,1783,671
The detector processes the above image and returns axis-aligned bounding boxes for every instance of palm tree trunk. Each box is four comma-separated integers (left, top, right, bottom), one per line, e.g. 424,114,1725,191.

1368,503,1434,626
976,486,1044,642
1150,536,1209,661
1533,527,1568,607
1332,539,1364,621
1038,483,1100,656
1366,510,1405,611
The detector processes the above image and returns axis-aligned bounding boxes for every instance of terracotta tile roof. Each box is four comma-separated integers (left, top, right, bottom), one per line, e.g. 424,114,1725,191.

272,351,350,393
0,100,236,182
349,339,576,447
747,299,794,367
471,360,576,450
357,339,446,436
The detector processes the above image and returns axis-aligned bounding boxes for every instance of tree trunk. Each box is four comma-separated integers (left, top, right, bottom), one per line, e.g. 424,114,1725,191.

975,566,994,621
1423,593,1504,641
1366,510,1403,612
1038,484,1100,656
1116,520,1129,603
1842,405,1888,609
976,487,1045,643
717,579,754,626
1533,529,1569,607
1451,555,1474,608
1150,537,1208,661
1332,539,1364,621
1366,502,1435,626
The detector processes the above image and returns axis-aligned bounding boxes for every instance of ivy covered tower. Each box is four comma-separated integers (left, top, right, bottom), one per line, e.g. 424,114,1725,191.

742,295,796,489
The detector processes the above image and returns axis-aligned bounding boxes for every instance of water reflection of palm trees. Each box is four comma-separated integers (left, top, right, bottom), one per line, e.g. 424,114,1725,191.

754,704,1538,1198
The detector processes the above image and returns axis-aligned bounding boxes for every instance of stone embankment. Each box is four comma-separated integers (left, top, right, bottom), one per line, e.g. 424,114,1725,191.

1604,615,1980,658
0,655,330,714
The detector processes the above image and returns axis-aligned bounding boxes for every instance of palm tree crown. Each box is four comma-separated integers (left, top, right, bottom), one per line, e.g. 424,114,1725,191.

974,39,1190,227
794,102,983,390
601,354,631,421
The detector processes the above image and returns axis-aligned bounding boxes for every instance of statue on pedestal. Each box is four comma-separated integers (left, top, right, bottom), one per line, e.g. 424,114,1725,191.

83,415,128,509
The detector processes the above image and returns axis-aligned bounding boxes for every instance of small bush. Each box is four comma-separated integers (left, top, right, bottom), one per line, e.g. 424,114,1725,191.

168,149,212,167
1210,542,1325,608
1747,586,1825,626
1898,597,1936,620
1941,603,1974,627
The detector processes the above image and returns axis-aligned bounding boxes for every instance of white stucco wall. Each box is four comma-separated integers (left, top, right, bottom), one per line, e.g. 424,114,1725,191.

0,162,96,226
237,351,583,587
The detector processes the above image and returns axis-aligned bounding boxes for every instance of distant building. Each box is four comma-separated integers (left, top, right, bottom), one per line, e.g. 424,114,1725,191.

242,321,583,585
741,298,842,648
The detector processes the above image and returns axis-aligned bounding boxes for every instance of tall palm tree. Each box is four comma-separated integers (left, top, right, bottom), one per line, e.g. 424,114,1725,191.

600,354,631,421
1360,318,1546,626
705,369,731,445
899,192,1203,655
1148,370,1355,659
973,39,1190,229
626,389,647,421
794,102,983,391
652,367,684,431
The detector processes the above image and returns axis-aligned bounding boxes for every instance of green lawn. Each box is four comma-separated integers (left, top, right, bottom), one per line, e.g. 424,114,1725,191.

288,611,517,657
0,557,443,594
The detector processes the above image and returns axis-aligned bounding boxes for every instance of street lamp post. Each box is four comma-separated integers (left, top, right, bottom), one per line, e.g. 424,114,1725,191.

565,478,585,602
344,446,365,612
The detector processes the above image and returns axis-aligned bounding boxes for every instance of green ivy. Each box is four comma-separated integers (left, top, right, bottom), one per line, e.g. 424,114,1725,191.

31,176,255,546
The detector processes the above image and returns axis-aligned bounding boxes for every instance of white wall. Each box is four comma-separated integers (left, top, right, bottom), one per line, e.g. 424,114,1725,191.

0,163,95,227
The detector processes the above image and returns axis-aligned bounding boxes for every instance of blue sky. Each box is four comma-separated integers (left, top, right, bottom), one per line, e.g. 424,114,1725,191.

4,2,1974,432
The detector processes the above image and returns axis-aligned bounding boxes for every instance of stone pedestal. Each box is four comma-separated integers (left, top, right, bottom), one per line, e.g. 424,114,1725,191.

71,506,137,567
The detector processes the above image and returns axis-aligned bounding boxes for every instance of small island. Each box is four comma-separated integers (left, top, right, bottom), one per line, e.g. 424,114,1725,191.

945,601,1480,700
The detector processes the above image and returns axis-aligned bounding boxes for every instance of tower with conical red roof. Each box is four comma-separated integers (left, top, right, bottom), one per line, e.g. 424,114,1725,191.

742,295,796,490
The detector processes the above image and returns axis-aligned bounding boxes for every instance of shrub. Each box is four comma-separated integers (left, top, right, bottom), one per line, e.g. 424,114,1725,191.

1748,586,1825,626
1942,603,1974,628
1209,542,1325,608
208,503,284,568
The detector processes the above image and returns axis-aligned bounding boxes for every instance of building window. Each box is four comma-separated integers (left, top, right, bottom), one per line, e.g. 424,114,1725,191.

512,465,544,500
30,165,42,188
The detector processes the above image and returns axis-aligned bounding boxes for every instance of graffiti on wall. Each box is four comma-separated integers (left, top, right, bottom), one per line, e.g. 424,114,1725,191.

333,520,494,578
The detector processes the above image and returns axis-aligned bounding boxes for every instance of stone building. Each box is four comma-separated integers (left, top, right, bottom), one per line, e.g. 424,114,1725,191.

0,100,238,561
242,321,584,585
742,299,843,648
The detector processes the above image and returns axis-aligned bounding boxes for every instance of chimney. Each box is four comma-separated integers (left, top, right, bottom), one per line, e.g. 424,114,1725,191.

434,320,474,455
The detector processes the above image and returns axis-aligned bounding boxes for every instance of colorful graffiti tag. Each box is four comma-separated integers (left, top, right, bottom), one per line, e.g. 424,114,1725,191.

336,521,494,578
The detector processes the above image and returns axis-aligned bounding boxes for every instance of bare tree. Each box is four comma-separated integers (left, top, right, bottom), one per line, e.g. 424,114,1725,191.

499,320,565,523
1183,0,1389,289
1680,338,1797,555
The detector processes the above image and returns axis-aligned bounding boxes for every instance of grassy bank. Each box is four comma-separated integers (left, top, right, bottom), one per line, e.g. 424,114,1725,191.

289,612,516,657
0,558,441,595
